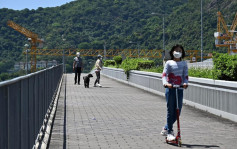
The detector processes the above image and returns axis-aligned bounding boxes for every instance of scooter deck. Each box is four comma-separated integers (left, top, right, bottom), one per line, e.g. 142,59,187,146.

166,137,182,147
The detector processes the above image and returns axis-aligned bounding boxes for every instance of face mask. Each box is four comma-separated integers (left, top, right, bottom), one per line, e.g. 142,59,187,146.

77,54,80,57
173,51,182,59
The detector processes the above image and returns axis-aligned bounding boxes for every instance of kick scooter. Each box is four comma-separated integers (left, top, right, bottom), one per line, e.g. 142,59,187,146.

165,84,183,147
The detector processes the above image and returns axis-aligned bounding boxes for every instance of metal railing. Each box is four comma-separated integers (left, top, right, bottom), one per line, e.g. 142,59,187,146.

187,61,213,69
0,65,63,149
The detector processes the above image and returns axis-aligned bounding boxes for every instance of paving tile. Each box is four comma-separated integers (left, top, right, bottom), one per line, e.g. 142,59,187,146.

49,73,237,149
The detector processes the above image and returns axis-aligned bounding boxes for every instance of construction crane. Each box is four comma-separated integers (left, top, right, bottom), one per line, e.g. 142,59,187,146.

28,48,164,58
27,48,211,62
7,20,211,70
214,11,237,54
7,20,44,72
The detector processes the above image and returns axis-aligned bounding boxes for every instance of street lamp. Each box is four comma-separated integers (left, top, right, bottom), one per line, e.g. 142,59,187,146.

104,42,107,60
24,43,29,74
200,0,203,62
62,35,66,73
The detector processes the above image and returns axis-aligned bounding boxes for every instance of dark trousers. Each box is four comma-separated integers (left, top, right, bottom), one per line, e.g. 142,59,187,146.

74,67,82,84
94,71,100,85
164,88,183,133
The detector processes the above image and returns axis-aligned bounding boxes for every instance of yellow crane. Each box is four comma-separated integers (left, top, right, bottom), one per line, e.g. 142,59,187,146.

7,20,44,72
214,11,237,54
29,48,164,58
7,20,211,71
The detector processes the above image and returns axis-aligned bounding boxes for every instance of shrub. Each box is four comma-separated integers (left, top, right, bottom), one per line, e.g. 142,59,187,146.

188,68,217,79
213,53,237,81
121,58,154,78
104,60,115,67
137,61,154,69
113,56,122,65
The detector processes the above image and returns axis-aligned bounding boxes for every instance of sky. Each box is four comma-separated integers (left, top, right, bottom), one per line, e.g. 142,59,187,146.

0,0,75,10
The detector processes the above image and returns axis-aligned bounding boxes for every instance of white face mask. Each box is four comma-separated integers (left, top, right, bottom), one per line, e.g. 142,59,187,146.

173,51,182,59
77,53,80,57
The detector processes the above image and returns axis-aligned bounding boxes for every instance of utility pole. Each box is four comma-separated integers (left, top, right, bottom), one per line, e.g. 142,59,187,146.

62,35,66,73
24,44,29,74
163,15,165,54
103,42,107,60
201,0,203,62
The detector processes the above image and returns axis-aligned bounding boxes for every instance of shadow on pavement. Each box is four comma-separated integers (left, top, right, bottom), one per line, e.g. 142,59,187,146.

182,144,220,148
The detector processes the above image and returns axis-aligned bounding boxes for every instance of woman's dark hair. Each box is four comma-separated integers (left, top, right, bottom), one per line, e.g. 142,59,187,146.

169,44,185,60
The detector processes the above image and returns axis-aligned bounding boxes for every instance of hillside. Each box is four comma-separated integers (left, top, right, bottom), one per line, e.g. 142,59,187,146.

0,0,236,74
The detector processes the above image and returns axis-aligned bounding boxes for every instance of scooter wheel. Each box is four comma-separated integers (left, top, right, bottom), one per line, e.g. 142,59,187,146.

178,139,182,147
165,137,168,143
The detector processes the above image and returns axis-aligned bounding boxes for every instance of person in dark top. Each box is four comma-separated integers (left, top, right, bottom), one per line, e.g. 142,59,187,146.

73,52,83,85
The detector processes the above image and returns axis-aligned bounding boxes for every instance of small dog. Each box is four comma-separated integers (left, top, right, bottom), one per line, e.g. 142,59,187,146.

83,74,93,88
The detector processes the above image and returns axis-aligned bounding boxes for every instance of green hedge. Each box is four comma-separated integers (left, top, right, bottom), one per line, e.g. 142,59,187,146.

188,68,217,79
113,56,123,66
213,53,237,81
104,60,116,67
105,54,237,81
121,58,154,78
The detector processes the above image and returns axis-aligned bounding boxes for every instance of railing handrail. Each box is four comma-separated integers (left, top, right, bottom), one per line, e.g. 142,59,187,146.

0,65,62,87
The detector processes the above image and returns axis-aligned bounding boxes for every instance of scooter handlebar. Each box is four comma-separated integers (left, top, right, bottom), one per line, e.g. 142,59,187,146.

164,84,184,88
172,85,184,88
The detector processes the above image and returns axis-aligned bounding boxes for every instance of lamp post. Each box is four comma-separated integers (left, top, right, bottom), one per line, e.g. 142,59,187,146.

62,35,66,73
201,0,203,62
103,42,107,60
24,44,29,74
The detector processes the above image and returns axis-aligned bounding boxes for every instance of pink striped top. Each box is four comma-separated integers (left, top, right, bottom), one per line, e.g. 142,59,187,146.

162,60,189,85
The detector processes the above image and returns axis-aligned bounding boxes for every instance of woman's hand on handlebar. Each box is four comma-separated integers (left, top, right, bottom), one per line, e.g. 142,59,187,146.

164,83,173,88
183,83,188,89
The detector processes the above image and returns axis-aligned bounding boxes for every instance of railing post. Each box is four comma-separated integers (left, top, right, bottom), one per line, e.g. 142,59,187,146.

0,86,8,149
21,79,29,149
8,82,21,149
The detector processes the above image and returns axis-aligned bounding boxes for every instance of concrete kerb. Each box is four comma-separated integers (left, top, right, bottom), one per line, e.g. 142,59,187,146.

32,74,63,149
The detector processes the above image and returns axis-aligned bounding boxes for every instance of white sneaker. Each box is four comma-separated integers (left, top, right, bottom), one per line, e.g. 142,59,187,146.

160,127,174,136
160,127,168,136
167,134,176,141
97,84,102,87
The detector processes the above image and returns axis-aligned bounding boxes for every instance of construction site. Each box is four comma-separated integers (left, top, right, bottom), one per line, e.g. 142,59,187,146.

4,10,237,73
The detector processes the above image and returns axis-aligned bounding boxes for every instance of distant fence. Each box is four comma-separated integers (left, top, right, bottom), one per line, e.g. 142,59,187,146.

102,67,237,122
187,61,213,69
0,65,63,149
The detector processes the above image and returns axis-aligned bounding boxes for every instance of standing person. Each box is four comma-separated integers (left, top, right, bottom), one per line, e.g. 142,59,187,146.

160,44,189,141
94,55,103,87
73,52,83,85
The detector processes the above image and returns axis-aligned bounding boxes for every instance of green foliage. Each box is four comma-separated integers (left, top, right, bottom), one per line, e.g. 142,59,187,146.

0,70,26,82
137,60,154,69
113,56,122,68
0,60,14,73
104,60,115,67
106,55,237,80
213,53,237,81
141,66,164,73
121,58,154,78
188,68,217,79
141,65,217,79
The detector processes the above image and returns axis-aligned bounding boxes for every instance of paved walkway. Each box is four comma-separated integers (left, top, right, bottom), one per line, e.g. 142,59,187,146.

49,73,237,149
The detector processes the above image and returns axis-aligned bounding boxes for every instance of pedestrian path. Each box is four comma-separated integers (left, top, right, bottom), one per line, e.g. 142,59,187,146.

49,73,237,149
